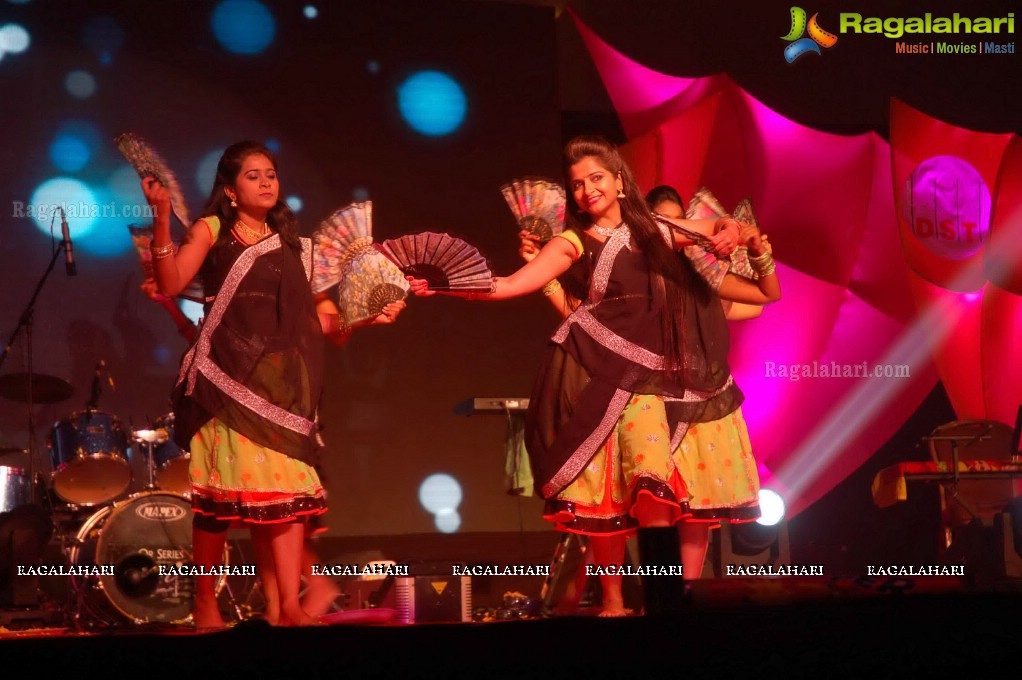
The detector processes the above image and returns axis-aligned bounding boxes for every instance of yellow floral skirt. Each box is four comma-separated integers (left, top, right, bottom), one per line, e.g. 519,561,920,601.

542,394,689,536
542,396,761,535
671,406,760,524
189,418,327,524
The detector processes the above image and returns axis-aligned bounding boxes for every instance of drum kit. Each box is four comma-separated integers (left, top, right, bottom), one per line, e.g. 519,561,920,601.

0,370,231,628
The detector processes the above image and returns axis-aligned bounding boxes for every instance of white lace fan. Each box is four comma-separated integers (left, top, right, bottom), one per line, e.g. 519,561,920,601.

115,133,191,228
500,178,565,241
311,201,373,294
380,232,494,292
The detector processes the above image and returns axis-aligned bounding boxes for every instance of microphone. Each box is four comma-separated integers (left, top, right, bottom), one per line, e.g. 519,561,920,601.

60,207,77,276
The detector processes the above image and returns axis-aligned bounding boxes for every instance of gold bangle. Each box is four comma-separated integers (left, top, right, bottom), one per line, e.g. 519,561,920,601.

152,248,175,260
542,280,561,296
150,242,176,257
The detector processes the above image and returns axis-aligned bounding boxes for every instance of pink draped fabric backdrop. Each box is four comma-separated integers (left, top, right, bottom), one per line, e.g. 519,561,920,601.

570,9,1022,517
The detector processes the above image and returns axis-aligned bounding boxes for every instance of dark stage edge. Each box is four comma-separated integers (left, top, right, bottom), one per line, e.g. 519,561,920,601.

2,590,1019,678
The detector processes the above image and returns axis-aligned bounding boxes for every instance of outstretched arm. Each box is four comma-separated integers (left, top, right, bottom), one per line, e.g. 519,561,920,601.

410,234,577,301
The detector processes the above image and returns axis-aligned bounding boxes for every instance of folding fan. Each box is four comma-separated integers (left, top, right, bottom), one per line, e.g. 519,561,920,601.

380,232,494,292
126,224,205,302
681,187,758,280
115,133,191,228
500,178,565,241
335,248,410,327
311,201,373,294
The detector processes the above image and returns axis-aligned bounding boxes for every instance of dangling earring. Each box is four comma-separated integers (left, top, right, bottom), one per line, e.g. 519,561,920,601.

230,197,237,207
617,188,625,199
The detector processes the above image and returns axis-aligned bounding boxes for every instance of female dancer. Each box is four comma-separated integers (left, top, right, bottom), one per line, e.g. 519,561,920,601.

412,136,779,615
143,141,403,627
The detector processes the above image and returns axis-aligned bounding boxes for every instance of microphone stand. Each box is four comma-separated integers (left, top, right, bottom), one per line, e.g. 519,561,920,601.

0,238,69,504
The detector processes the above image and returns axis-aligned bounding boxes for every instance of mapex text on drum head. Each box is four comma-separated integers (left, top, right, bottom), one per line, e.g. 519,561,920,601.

134,501,187,521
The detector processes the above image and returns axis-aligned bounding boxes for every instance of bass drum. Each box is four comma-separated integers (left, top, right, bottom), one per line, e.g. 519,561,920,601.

68,491,226,625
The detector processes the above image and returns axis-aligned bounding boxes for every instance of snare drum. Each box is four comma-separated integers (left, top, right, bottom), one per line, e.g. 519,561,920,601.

68,491,227,625
49,410,131,506
0,465,30,513
151,413,191,496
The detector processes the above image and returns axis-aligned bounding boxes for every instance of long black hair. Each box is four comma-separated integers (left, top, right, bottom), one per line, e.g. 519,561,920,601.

563,136,689,375
199,141,301,254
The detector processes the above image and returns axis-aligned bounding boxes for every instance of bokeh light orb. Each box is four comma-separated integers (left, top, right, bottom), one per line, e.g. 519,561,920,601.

352,187,370,202
418,473,463,514
303,5,317,19
0,23,30,53
29,177,98,236
434,509,462,534
397,70,467,137
212,0,276,55
65,70,97,99
48,120,102,173
285,195,303,212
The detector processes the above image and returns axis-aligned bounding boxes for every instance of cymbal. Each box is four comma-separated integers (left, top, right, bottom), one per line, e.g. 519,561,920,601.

0,372,74,404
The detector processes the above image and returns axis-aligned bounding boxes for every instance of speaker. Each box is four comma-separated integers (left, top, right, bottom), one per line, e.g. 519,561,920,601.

394,575,471,623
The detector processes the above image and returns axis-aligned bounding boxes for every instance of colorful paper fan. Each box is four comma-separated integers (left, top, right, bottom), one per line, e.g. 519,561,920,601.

115,133,191,228
126,223,204,302
680,187,758,280
311,201,373,294
500,178,565,241
729,197,759,280
335,248,410,327
380,232,494,292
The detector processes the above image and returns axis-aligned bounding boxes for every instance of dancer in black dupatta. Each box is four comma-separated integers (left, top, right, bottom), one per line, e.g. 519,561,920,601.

411,136,779,614
143,141,403,627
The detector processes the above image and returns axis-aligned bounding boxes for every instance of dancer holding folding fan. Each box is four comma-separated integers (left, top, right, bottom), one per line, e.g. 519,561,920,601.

412,135,779,615
139,140,403,628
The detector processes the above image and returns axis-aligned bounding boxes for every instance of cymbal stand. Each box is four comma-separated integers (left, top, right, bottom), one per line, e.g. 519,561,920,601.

0,235,68,505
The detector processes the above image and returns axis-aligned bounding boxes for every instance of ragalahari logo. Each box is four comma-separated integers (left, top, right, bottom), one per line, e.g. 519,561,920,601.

782,7,838,62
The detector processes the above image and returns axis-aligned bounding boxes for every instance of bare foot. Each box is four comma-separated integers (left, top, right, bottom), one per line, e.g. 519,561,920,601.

597,594,631,617
597,606,633,618
301,577,341,619
279,606,325,627
193,600,226,630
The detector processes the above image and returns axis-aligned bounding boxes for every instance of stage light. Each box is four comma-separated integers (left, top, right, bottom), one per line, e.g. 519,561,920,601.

196,148,225,194
418,473,462,514
756,489,786,526
212,0,276,55
434,509,462,534
285,195,303,212
352,187,370,201
397,70,467,137
82,16,124,63
30,177,97,237
303,5,317,19
0,24,30,53
65,70,96,99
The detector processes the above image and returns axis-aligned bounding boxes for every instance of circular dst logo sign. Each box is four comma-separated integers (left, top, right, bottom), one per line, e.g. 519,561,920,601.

902,155,991,260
